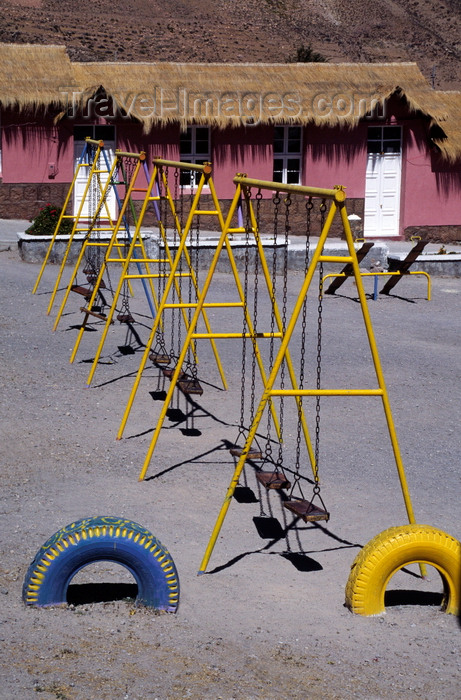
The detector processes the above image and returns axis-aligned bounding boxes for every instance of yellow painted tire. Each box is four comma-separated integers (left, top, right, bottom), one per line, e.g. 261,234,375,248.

345,524,461,616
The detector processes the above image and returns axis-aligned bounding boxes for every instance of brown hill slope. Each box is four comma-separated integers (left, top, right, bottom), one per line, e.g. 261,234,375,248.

1,0,460,89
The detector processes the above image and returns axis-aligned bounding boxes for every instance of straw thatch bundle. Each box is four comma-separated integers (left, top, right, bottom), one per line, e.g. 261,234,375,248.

0,44,76,109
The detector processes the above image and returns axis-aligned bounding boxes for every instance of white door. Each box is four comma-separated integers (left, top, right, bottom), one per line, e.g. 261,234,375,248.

73,125,116,219
364,126,402,237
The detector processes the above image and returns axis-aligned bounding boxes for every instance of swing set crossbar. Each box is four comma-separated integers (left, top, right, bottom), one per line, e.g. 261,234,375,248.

267,388,384,397
191,332,283,339
233,175,346,203
153,157,212,174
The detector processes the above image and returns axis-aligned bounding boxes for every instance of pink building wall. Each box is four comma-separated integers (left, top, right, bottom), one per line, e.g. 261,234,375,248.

304,124,367,197
212,125,273,198
1,109,74,183
401,121,461,229
1,106,460,236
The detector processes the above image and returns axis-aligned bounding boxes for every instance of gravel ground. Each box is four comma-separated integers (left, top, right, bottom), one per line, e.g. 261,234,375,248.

0,246,460,700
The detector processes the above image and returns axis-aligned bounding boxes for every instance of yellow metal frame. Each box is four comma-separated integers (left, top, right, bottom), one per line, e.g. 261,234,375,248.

322,270,431,300
44,139,119,317
67,150,159,363
195,175,420,575
32,138,107,295
84,158,228,391
120,166,321,477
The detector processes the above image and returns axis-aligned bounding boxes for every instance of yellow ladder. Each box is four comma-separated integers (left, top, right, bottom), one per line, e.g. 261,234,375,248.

42,138,119,317
67,150,159,361
84,158,228,394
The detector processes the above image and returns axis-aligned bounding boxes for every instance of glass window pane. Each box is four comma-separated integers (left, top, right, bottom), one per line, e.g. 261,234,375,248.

195,139,209,155
384,126,401,140
367,141,382,154
384,140,401,153
287,157,300,180
273,138,284,153
195,127,209,141
273,158,283,182
180,163,192,187
287,169,300,184
74,125,93,141
287,138,301,153
368,127,382,140
94,125,115,141
288,126,301,140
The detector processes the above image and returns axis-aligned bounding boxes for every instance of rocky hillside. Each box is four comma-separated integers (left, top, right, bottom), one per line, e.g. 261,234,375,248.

1,0,460,90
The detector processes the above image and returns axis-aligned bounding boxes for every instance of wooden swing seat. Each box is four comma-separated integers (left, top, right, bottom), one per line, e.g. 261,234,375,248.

149,351,170,365
177,375,204,396
80,307,114,323
86,275,106,288
117,313,135,324
71,285,91,299
229,446,262,460
162,367,186,379
283,497,329,522
255,471,291,490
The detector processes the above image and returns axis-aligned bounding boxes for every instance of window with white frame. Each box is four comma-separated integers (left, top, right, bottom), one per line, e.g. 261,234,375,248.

367,125,402,154
179,125,210,186
273,125,302,184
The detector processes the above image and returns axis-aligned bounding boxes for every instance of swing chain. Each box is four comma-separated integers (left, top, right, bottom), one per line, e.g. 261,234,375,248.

314,199,327,483
236,187,251,441
293,197,313,482
250,190,262,423
265,192,280,459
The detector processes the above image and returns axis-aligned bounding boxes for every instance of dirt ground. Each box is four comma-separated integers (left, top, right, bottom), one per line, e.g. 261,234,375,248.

0,245,460,700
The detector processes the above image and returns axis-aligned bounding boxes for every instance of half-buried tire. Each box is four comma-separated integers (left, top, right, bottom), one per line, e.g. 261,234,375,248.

22,516,179,612
345,524,460,616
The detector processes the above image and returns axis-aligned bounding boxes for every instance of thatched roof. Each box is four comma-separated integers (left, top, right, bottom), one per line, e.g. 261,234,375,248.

0,44,76,109
1,44,460,161
426,91,461,162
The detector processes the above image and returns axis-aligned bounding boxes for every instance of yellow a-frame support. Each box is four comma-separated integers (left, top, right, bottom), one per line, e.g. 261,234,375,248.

50,143,130,328
125,173,319,481
126,174,418,574
83,158,229,389
32,139,118,314
31,138,105,295
64,150,159,357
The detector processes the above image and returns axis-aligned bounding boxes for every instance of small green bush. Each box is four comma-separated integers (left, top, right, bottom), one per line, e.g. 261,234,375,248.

25,204,73,236
287,44,328,63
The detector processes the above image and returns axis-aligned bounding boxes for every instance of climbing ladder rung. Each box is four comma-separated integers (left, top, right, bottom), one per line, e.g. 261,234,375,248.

177,376,203,396
80,307,114,323
71,285,91,299
283,498,330,522
255,471,291,490
229,447,262,460
193,210,220,216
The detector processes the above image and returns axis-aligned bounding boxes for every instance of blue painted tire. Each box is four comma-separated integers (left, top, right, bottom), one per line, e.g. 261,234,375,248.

22,516,179,612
